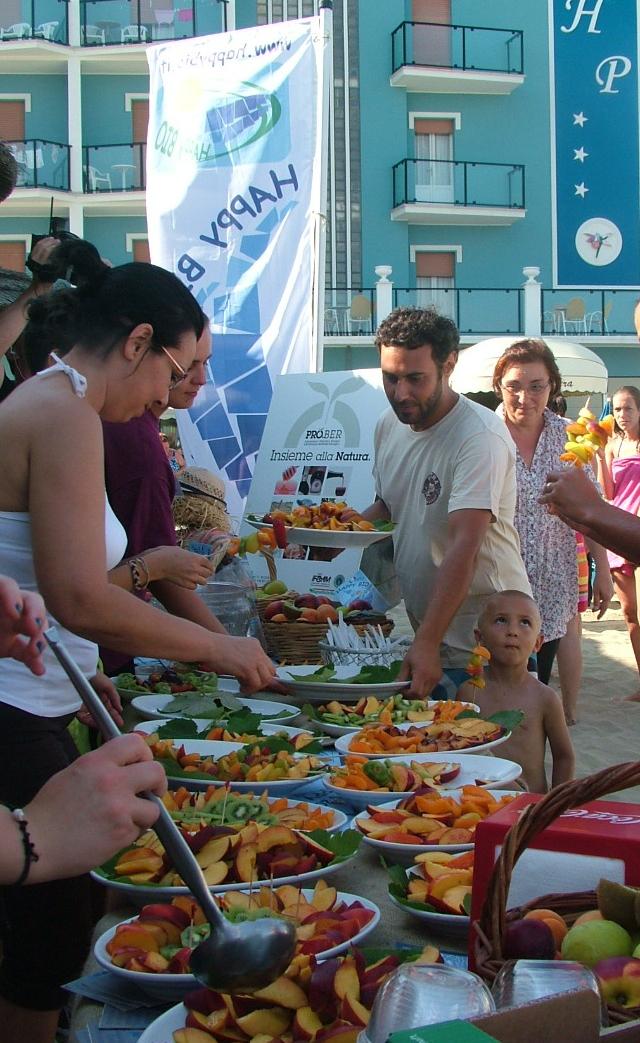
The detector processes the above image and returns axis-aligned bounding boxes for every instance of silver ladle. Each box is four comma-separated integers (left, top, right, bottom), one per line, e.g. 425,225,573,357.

45,627,297,992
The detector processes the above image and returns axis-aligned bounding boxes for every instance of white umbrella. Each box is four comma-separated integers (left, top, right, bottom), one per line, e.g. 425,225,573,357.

451,336,608,396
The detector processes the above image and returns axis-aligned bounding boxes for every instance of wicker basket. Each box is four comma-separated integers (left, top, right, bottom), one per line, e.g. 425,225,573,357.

265,619,395,665
473,760,640,1024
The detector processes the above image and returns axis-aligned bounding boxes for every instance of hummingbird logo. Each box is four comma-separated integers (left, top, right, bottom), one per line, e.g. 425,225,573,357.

584,232,611,259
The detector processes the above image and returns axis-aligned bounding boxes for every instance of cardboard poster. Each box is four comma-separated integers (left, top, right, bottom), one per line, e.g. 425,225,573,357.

242,370,395,601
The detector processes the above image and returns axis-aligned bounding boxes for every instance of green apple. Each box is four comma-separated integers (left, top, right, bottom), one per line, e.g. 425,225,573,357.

561,919,633,968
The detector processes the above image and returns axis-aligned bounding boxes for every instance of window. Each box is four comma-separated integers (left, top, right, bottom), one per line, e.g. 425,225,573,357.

414,118,454,203
0,240,27,272
412,0,451,66
415,251,455,319
132,239,150,262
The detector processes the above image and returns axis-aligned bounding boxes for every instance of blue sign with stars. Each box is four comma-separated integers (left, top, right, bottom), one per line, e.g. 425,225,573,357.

552,0,640,286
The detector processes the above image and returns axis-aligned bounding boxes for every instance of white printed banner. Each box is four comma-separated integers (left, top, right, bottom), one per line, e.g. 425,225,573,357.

146,19,325,516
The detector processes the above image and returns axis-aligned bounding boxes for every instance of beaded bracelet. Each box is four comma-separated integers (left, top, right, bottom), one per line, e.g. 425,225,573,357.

10,808,40,886
128,556,150,592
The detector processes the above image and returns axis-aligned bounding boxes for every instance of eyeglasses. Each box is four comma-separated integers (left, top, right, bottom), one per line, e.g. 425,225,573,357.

501,380,551,397
160,345,188,389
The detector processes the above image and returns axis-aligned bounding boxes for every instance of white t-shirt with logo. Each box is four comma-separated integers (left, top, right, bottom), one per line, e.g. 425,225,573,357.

373,395,531,667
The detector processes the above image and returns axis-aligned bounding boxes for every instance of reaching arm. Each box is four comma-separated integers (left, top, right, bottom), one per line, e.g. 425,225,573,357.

544,687,575,788
540,468,640,564
401,508,492,698
150,581,227,634
28,399,274,690
584,537,613,618
0,735,166,884
109,546,214,592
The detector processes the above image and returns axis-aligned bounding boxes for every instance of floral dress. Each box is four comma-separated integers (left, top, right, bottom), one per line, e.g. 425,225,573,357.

509,409,586,643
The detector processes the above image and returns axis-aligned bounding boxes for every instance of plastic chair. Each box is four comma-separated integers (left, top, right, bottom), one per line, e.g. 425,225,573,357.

121,24,148,43
87,166,112,191
346,294,372,334
2,22,32,39
586,301,612,333
542,310,557,334
563,297,587,333
34,21,58,40
82,24,106,44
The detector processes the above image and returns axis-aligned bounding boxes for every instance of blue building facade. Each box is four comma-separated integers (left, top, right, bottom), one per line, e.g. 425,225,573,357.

0,0,638,385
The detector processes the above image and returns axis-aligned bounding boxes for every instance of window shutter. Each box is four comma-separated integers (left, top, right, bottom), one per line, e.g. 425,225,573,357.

415,252,454,278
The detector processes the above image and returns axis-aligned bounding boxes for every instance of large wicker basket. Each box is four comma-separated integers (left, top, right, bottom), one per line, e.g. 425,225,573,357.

264,619,395,665
473,760,640,1024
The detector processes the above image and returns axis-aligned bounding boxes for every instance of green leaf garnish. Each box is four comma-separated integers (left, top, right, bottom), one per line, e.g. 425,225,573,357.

456,708,524,733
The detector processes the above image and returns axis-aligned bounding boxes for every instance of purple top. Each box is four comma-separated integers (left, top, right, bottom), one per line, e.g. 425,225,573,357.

101,410,177,674
607,455,640,571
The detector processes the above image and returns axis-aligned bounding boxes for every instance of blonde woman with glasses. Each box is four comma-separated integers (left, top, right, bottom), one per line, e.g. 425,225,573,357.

493,339,613,687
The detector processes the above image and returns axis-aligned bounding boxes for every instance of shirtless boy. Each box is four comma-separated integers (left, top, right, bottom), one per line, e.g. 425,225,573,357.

458,590,575,793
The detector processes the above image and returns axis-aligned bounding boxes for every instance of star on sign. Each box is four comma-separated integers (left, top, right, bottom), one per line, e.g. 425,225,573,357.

573,112,588,127
575,182,589,197
573,147,588,163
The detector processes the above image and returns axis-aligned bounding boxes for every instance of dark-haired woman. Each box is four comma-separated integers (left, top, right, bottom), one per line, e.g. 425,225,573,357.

0,263,275,1043
493,338,613,685
600,385,640,699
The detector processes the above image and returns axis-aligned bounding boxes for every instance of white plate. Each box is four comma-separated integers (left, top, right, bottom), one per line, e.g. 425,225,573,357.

388,866,470,934
130,692,300,723
151,738,330,794
246,516,393,548
354,791,520,864
95,889,380,997
311,700,480,738
276,664,409,704
138,1004,186,1043
321,753,522,808
334,722,510,759
133,719,310,741
91,848,360,906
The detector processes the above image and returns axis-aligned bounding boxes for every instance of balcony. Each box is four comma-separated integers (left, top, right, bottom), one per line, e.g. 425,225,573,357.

83,143,146,192
0,1,68,45
5,139,70,190
391,158,525,226
391,21,524,94
79,0,227,46
322,285,639,343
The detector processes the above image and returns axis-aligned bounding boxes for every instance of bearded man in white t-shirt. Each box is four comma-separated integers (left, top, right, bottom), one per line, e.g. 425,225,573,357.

363,307,531,699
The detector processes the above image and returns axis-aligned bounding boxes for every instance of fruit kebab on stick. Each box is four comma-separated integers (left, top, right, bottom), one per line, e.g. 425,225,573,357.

560,401,616,467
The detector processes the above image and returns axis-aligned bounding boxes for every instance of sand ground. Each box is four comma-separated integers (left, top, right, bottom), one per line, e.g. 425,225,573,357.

389,601,640,803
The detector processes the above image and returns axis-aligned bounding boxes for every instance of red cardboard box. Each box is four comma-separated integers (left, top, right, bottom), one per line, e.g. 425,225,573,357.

469,793,640,969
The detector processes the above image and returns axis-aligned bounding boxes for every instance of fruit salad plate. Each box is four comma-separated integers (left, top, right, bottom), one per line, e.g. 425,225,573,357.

354,790,519,865
306,699,480,738
147,738,331,794
321,752,522,809
130,692,300,723
334,720,511,759
388,864,471,935
95,888,380,998
91,829,362,906
246,515,394,548
132,718,312,743
276,663,409,704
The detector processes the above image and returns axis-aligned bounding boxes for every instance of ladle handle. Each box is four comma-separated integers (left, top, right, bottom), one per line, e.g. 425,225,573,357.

44,627,227,926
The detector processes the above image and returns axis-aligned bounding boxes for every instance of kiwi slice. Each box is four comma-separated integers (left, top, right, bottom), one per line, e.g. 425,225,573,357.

597,878,640,931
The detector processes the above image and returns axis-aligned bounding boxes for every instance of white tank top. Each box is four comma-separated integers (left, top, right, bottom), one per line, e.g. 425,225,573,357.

0,357,128,717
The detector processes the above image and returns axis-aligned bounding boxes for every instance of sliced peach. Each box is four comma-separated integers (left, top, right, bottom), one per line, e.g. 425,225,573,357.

253,975,308,1009
236,1008,292,1037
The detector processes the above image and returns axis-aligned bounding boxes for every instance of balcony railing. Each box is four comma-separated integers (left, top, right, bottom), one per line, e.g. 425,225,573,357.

79,0,227,45
0,1,68,44
323,288,375,336
541,289,638,337
6,139,70,189
391,21,523,76
392,158,525,210
393,287,523,336
323,287,638,339
84,143,146,192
